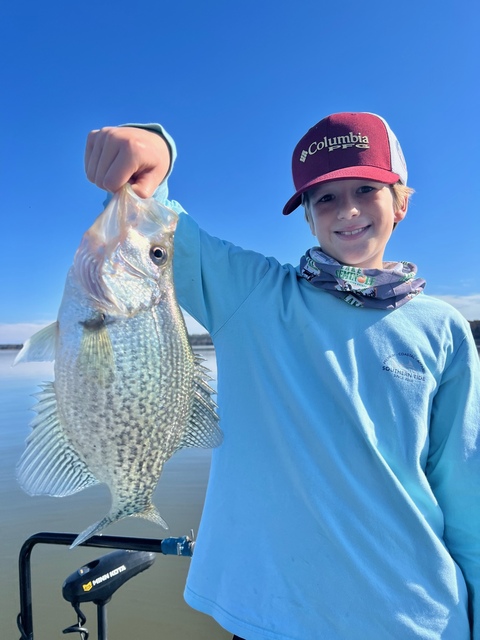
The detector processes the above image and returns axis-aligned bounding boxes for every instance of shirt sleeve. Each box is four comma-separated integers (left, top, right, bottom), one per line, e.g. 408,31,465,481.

170,213,276,335
426,332,480,637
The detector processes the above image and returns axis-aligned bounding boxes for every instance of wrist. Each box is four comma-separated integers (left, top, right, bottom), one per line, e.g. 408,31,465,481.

120,122,177,182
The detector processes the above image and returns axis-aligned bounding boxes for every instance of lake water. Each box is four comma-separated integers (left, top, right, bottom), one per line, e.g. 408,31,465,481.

0,348,230,640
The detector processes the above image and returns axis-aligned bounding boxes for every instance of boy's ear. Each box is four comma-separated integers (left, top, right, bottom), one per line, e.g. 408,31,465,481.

394,195,409,224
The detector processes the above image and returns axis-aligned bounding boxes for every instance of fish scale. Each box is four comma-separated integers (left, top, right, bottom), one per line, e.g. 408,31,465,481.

14,185,222,548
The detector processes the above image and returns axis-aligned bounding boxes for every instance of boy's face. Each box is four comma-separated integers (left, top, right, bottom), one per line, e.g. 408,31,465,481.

305,179,407,269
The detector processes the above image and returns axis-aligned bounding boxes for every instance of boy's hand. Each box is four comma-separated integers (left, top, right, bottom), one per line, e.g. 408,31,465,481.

85,126,171,198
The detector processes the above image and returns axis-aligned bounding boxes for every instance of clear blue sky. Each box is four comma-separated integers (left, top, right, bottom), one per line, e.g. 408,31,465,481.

1,0,479,341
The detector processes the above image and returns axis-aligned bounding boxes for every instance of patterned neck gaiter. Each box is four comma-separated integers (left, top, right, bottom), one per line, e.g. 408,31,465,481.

299,248,426,310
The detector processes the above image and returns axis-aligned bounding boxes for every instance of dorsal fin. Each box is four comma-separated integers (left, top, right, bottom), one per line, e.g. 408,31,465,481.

177,355,222,450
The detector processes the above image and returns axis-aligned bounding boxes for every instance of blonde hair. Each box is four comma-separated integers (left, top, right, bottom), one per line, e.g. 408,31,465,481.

391,182,414,211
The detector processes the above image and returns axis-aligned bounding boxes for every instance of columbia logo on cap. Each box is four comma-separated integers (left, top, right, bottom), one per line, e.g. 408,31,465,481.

299,132,370,163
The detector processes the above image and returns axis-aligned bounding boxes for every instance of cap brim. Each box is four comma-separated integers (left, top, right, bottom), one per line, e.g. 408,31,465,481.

282,166,401,215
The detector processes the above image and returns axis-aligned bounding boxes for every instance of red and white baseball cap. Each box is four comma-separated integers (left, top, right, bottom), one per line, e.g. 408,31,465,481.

283,112,408,215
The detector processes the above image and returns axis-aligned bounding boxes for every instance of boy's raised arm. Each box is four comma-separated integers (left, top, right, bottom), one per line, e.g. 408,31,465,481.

84,126,171,198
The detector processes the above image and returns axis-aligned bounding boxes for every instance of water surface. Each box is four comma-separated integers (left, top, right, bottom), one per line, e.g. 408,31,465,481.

0,349,230,640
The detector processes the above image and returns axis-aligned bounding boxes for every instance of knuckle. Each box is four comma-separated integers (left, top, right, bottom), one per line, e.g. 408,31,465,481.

99,126,122,145
102,176,117,192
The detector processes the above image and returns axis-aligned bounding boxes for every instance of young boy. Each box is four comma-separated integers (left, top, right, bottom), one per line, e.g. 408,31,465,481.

85,113,480,640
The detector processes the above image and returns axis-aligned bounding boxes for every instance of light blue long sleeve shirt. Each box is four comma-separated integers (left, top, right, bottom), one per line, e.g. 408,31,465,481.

147,125,480,639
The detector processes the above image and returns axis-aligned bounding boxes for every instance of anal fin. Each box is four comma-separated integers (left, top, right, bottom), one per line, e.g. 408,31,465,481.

17,381,99,497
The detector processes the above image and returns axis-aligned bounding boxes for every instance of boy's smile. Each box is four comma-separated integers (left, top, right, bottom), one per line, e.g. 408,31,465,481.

306,179,408,269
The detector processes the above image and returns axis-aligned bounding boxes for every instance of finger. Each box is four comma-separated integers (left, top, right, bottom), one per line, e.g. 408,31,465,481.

101,146,140,194
85,129,114,185
84,130,102,182
84,129,99,167
85,128,123,189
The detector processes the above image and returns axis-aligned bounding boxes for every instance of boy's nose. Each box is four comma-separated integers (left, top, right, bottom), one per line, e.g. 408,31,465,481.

338,201,360,219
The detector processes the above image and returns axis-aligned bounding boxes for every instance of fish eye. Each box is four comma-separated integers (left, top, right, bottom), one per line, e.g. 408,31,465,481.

150,246,168,266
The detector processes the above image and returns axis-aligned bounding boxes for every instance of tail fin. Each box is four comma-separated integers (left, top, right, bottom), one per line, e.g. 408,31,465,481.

131,503,169,529
70,504,169,548
70,515,115,548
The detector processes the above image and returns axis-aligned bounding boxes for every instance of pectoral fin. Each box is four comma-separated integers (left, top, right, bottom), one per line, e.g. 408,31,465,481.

76,319,116,386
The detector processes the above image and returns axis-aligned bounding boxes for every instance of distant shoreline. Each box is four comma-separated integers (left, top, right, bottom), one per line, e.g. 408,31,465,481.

0,333,214,351
1,329,478,353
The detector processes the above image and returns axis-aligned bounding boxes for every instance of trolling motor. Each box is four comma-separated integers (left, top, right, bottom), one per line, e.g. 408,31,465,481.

17,531,196,640
62,549,156,639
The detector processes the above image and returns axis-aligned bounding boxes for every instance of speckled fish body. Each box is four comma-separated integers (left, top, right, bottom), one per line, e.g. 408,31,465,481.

15,185,221,547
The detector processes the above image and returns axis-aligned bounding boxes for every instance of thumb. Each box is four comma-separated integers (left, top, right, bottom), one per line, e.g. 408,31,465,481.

128,170,163,199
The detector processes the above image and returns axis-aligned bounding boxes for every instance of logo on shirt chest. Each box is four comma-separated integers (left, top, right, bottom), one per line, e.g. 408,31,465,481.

382,352,426,383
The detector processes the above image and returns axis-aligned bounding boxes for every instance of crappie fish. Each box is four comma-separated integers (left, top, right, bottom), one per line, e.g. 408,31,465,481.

15,185,222,548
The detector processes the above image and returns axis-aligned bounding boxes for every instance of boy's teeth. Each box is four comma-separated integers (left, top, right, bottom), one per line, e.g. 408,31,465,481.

339,227,366,236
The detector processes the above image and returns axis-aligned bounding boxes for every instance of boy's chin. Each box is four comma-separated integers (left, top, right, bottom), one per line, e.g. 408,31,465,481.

324,250,383,269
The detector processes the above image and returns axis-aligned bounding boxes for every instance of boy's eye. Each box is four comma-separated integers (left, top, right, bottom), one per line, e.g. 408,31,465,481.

316,193,334,203
358,185,375,194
